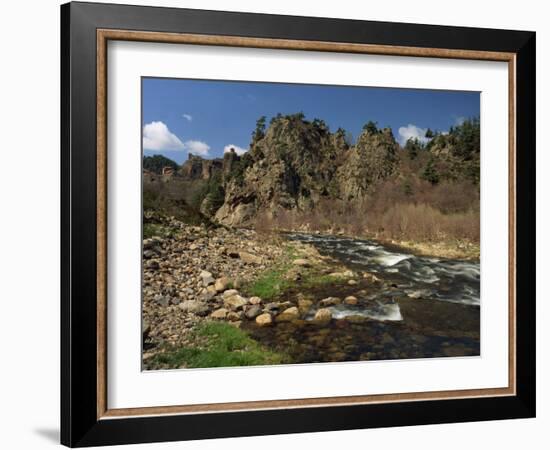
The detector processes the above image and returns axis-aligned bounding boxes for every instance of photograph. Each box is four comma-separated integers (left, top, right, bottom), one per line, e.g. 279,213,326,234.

141,78,481,370
56,1,536,446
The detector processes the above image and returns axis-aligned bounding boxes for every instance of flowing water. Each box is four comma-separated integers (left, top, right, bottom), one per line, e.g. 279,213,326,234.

243,233,480,363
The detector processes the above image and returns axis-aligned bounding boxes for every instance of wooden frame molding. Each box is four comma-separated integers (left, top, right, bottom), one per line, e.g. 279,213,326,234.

96,29,517,420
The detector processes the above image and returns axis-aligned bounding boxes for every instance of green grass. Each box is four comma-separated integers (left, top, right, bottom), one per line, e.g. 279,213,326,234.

242,245,346,300
244,265,291,299
242,245,297,299
148,322,287,369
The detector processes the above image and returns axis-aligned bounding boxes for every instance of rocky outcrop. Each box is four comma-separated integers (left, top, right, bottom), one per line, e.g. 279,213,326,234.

179,154,223,181
211,114,399,226
151,114,477,228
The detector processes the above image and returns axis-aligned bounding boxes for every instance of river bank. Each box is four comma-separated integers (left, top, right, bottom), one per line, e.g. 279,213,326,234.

142,215,480,370
267,226,480,261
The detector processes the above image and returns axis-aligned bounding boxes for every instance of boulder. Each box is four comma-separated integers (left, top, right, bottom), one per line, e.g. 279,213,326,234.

199,270,215,287
239,251,262,265
222,289,239,298
214,276,231,292
347,279,358,286
276,306,300,322
143,250,157,259
255,313,273,327
224,294,248,310
178,300,209,316
210,308,228,319
153,294,170,307
319,297,341,307
313,308,332,324
344,296,358,305
249,296,262,305
245,305,262,319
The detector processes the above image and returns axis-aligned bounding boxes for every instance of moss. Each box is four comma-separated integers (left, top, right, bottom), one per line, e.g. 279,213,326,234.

147,322,287,369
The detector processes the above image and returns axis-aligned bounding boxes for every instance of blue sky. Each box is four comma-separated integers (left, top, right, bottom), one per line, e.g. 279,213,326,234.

142,77,479,164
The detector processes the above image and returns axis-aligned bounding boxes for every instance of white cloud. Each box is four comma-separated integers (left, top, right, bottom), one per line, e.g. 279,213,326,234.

223,144,248,156
397,124,431,146
185,140,210,156
182,114,193,122
143,121,185,151
454,116,466,126
143,121,210,156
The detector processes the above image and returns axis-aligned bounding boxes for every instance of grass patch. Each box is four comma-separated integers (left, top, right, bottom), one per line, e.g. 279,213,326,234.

242,244,346,300
242,245,298,299
148,322,288,369
244,265,292,299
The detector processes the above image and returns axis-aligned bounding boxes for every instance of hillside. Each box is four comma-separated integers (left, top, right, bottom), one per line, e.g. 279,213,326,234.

143,114,480,244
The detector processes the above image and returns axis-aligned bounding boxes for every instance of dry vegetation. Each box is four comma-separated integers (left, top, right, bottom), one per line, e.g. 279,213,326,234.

255,175,479,246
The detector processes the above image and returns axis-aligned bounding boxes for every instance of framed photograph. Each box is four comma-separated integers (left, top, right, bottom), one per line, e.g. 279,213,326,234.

61,1,536,447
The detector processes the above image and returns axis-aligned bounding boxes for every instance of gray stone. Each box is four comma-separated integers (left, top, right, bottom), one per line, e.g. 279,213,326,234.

153,294,170,307
245,305,262,319
178,300,209,316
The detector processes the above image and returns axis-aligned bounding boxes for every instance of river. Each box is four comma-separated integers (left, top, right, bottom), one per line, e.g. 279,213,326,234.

243,232,480,364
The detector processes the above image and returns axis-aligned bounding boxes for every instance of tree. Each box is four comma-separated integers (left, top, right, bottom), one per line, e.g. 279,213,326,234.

288,111,305,122
425,128,434,139
450,117,480,160
269,113,283,126
252,116,266,142
362,120,378,135
199,172,225,216
143,155,178,174
312,118,329,133
404,138,422,160
421,157,440,185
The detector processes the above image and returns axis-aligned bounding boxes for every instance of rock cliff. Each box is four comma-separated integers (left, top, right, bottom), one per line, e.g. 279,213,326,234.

145,114,479,228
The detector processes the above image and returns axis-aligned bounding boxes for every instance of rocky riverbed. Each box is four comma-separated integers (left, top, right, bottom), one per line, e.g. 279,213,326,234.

142,216,480,370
